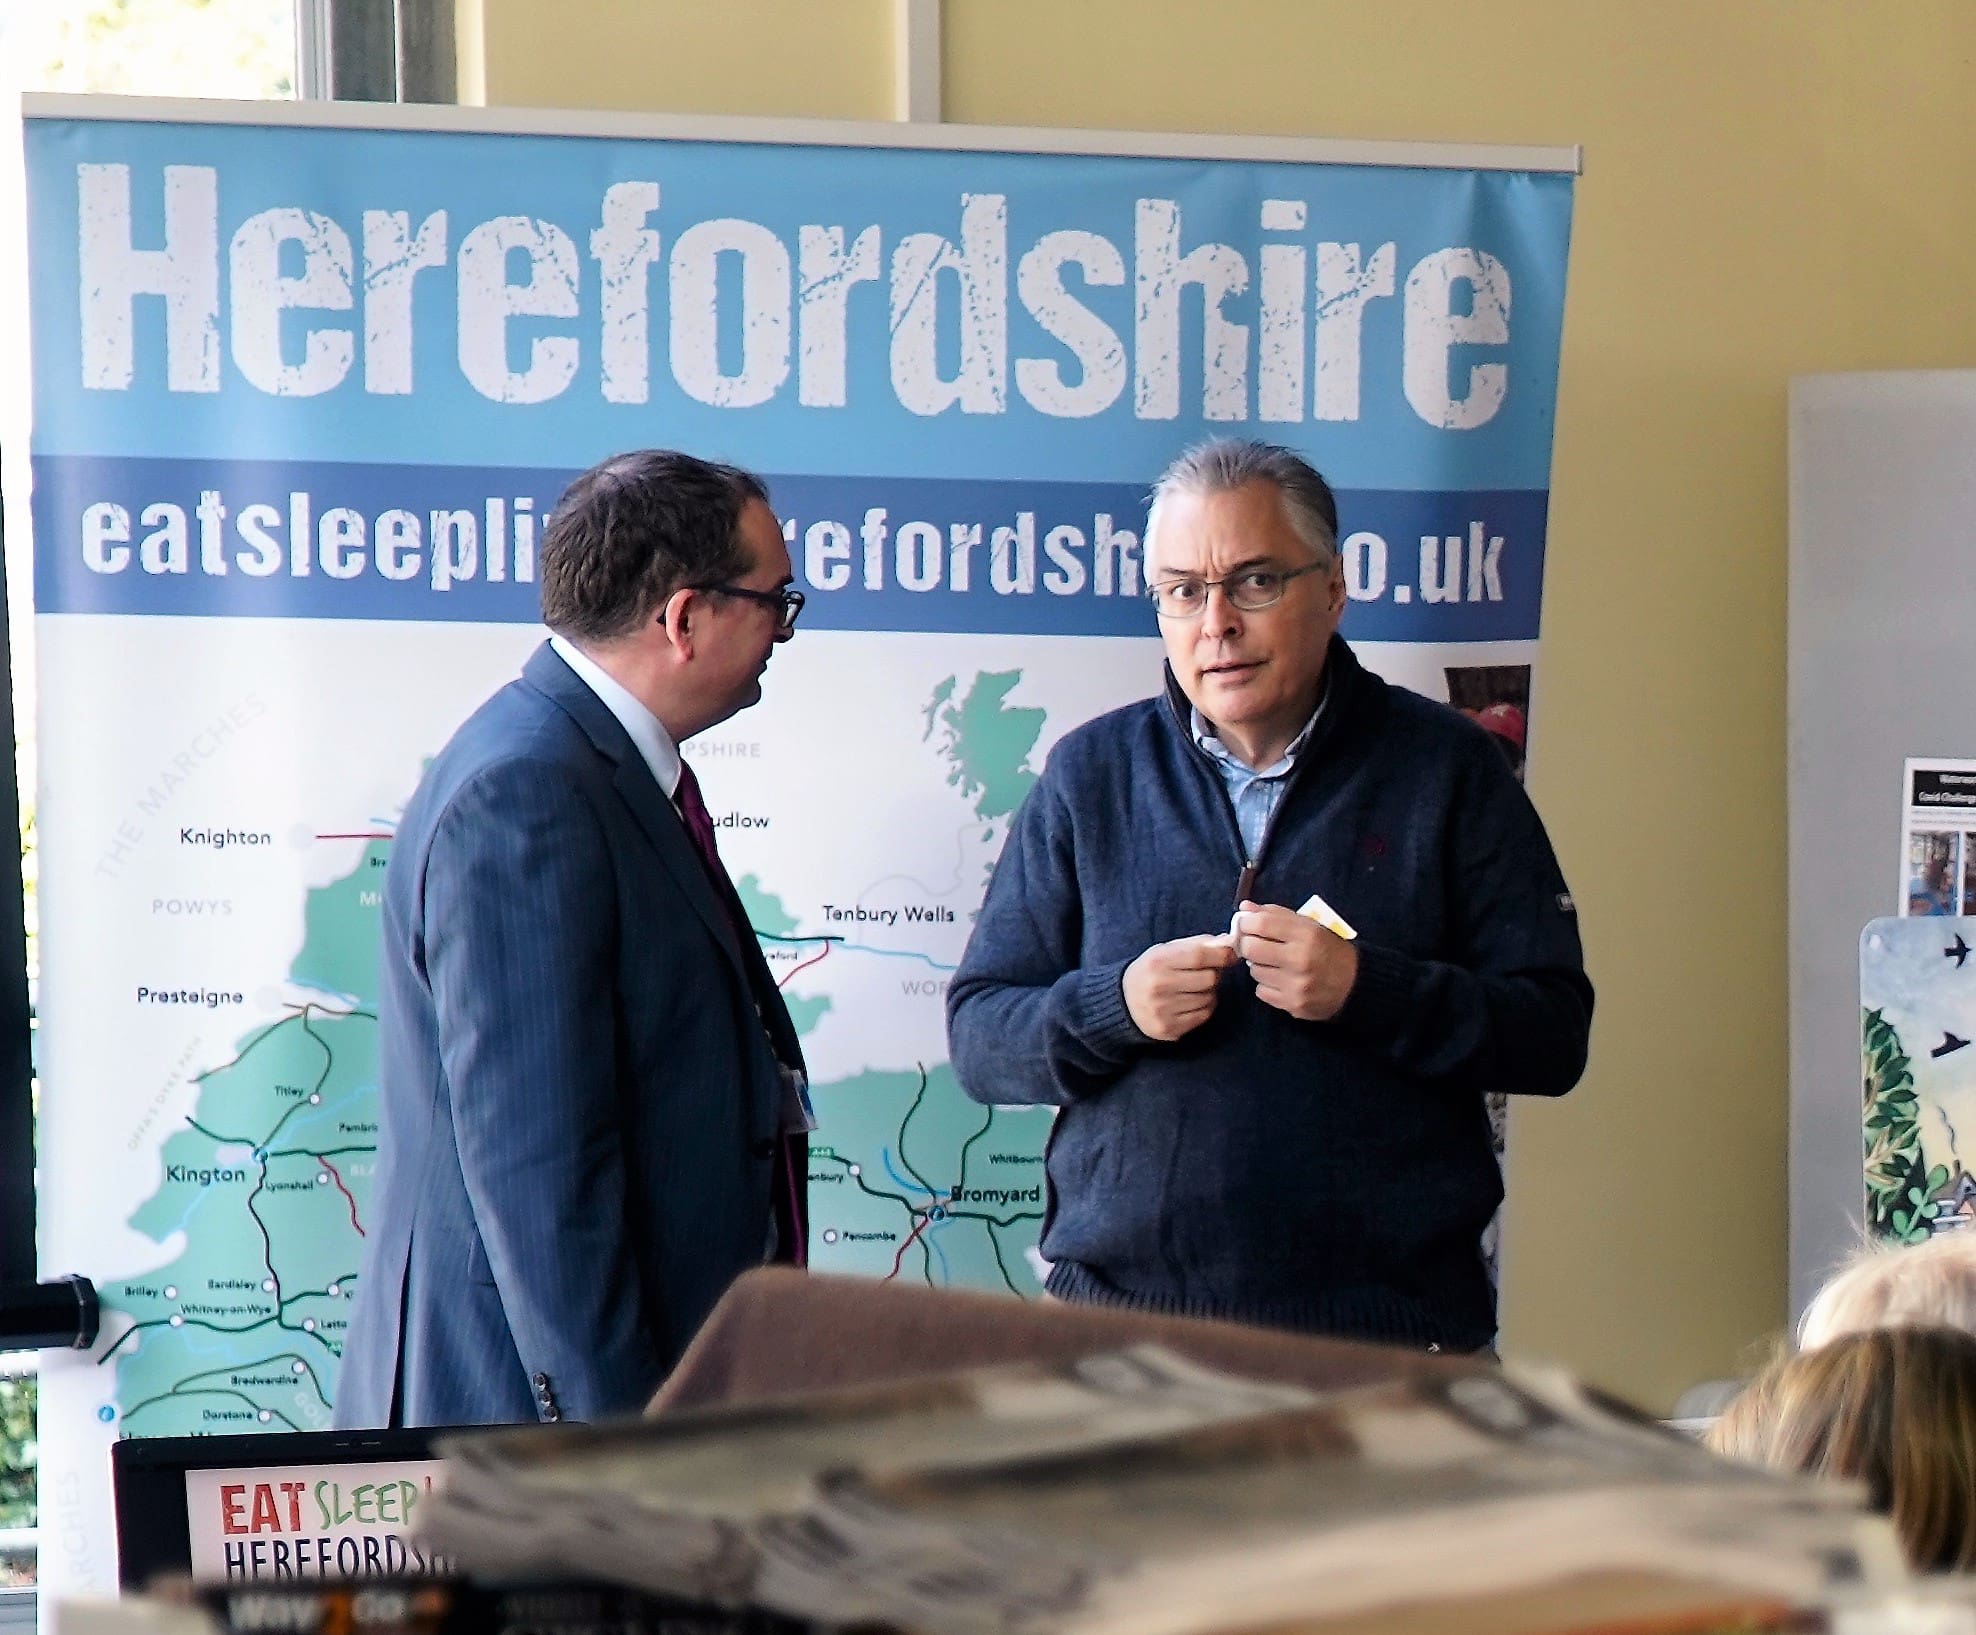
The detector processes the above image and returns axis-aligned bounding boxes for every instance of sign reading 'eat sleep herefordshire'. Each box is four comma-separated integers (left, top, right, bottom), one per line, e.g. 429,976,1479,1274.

183,1459,451,1582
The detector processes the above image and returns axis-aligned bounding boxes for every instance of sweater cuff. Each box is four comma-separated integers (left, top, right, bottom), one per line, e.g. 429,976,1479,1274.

1068,958,1152,1069
1333,939,1416,1044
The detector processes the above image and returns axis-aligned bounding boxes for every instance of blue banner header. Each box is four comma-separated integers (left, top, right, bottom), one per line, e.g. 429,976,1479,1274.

34,455,1546,641
25,115,1573,491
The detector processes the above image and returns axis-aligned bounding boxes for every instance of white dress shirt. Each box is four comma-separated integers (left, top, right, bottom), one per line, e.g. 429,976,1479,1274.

549,634,682,800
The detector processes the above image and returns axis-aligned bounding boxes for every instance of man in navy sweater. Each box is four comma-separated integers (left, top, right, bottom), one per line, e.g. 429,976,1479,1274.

946,440,1591,1354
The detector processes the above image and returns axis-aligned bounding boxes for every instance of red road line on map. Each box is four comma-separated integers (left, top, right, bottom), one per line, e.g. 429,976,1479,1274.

320,1158,366,1237
778,940,832,989
886,1212,931,1279
316,833,392,840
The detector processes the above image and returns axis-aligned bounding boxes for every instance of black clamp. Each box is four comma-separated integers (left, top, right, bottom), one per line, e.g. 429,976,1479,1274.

0,1274,100,1351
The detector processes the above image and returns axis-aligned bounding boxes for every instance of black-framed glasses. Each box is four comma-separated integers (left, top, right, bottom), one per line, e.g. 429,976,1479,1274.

703,582,806,630
1146,562,1325,619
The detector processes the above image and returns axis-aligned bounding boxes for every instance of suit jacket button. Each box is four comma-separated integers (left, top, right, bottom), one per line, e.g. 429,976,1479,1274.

751,1137,776,1159
531,1372,549,1388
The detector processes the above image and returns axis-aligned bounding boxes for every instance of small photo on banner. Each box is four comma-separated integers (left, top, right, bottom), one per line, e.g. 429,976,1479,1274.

1860,916,1976,1245
1897,758,1976,916
1445,663,1529,783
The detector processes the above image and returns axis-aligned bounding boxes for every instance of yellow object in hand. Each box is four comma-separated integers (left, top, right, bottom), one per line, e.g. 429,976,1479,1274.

1296,892,1357,940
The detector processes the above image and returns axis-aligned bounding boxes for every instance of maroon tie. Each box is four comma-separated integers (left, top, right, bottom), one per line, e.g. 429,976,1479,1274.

673,759,725,879
673,759,807,1268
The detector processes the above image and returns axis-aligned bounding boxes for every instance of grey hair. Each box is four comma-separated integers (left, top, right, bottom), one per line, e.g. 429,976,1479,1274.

1799,1232,1976,1350
1145,439,1341,572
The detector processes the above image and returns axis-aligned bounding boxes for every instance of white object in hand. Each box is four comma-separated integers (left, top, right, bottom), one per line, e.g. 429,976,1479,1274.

1295,891,1357,940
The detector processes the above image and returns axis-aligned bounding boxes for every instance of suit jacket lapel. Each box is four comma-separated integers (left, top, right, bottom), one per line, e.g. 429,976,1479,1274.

635,789,809,1127
611,757,751,977
521,643,751,987
732,918,805,1072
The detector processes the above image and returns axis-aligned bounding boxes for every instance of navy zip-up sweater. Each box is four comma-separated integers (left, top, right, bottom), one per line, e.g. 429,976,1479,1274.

947,637,1591,1351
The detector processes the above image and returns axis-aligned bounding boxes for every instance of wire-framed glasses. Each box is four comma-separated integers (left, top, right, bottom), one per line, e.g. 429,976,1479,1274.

1146,563,1324,619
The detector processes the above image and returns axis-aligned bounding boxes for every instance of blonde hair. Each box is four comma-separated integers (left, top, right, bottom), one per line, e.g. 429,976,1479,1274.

1707,1327,1976,1573
1799,1232,1976,1350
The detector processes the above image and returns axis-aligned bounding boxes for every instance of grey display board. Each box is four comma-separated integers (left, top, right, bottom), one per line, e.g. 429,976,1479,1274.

1789,372,1976,1312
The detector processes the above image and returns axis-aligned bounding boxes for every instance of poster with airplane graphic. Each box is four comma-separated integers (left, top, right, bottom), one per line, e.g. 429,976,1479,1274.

1861,916,1976,1244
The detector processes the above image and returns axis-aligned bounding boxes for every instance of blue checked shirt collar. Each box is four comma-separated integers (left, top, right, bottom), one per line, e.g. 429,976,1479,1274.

1191,690,1327,859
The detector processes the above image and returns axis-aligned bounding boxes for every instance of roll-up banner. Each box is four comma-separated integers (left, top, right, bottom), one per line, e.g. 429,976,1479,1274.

16,98,1575,1595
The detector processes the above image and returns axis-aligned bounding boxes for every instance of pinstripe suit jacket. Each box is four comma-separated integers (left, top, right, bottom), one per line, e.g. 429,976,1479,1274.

334,642,802,1429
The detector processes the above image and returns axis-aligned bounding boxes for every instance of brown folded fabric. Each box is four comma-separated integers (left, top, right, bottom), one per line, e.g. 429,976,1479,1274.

647,1268,1481,1415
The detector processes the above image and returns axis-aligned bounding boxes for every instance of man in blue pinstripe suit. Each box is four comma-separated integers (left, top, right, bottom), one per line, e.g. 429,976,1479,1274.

335,451,810,1430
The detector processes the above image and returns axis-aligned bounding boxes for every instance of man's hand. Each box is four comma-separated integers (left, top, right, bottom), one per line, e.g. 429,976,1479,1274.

1232,900,1359,1021
1122,934,1239,1041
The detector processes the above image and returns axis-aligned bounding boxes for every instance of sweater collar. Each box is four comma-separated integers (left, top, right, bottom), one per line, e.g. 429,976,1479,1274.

1162,633,1364,765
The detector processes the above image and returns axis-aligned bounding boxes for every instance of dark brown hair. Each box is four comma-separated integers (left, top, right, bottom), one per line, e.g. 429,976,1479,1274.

539,450,768,642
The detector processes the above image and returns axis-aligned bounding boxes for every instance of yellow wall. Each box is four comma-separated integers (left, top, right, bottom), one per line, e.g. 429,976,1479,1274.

458,0,894,119
464,0,1976,1409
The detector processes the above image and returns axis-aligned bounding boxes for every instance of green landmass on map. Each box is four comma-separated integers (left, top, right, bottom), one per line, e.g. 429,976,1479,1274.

921,676,957,741
102,666,1056,1430
923,670,1045,823
742,804,1054,1298
807,1063,1049,1297
737,873,832,1036
103,842,385,1436
796,669,1055,1298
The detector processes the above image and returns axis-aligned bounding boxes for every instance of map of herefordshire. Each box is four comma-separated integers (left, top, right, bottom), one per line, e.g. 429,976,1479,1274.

805,669,1053,1292
101,666,1054,1430
104,842,386,1434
